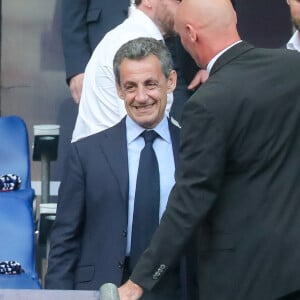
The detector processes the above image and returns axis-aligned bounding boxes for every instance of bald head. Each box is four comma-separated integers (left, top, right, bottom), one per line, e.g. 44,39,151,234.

175,0,240,68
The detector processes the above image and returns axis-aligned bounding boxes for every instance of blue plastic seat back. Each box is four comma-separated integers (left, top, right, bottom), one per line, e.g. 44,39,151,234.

0,115,40,288
0,190,36,274
0,190,40,288
0,115,31,189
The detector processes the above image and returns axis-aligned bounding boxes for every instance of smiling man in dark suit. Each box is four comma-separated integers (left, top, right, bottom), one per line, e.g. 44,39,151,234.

119,0,300,299
45,37,196,300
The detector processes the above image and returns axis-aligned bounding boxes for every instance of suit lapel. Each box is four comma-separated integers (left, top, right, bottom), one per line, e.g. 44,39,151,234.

168,119,180,167
98,118,179,202
210,41,254,75
98,118,129,204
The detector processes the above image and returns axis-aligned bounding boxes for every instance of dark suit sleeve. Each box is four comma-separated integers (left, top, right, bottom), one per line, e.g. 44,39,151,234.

130,93,226,290
61,0,92,82
45,143,86,289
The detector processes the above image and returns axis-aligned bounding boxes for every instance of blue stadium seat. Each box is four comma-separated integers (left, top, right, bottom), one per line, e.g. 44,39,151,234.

0,115,41,289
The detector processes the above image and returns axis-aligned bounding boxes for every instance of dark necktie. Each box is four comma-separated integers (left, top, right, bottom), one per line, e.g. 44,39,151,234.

130,130,160,270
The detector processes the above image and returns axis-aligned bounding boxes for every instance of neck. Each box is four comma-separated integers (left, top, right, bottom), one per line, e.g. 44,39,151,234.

136,4,152,19
203,35,241,67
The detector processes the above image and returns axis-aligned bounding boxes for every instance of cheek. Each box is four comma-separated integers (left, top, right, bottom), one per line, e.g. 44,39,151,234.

146,92,164,109
146,89,160,99
124,97,134,108
291,6,300,15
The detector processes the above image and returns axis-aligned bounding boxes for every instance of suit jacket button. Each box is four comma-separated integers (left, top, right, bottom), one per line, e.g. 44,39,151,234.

153,271,160,280
152,274,159,280
122,229,127,237
118,261,124,269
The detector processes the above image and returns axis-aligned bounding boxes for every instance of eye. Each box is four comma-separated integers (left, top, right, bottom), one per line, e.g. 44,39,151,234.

124,85,136,93
146,81,159,90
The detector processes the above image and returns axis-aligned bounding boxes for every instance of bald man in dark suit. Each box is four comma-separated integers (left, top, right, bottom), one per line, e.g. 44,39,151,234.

119,0,300,299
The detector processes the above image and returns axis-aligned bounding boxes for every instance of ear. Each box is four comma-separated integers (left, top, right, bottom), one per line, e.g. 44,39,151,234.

143,0,152,8
116,83,125,100
186,24,197,43
167,70,177,93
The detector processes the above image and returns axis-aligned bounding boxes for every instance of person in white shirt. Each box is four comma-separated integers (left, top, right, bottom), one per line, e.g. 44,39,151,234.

72,0,178,142
72,0,208,142
287,0,300,51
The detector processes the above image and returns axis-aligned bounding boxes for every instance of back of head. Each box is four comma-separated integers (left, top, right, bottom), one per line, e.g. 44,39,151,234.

175,0,240,67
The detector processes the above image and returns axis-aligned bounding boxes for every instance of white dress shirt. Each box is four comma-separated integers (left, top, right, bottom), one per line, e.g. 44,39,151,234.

72,9,173,142
287,30,300,52
125,115,176,255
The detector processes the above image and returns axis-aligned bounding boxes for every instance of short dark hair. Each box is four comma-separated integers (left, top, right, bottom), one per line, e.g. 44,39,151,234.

113,37,174,85
134,0,141,5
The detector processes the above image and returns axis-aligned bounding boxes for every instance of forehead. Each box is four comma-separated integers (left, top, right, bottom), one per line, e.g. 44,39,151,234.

119,55,164,81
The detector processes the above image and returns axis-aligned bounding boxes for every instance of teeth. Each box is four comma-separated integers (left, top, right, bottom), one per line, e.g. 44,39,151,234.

135,103,153,109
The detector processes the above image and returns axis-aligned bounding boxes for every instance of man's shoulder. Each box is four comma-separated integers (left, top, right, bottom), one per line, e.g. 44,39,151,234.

93,11,160,57
88,0,128,10
74,119,126,147
90,27,144,65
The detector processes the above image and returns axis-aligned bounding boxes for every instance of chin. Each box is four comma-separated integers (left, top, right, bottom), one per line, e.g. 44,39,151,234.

137,118,157,129
140,122,156,129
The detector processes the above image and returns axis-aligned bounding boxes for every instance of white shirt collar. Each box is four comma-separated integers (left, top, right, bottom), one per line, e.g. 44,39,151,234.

287,30,300,52
126,115,171,145
206,40,242,74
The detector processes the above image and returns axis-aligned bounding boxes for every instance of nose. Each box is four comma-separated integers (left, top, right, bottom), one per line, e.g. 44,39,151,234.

135,86,148,103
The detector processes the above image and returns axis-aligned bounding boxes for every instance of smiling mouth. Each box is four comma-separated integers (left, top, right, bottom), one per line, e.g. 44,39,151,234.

133,103,155,110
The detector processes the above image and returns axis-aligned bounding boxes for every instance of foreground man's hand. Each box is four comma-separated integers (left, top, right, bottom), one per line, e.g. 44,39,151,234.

188,69,209,90
69,73,84,104
118,280,143,300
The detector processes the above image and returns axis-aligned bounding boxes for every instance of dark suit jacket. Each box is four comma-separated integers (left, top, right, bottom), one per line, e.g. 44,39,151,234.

130,42,300,299
61,0,129,82
45,117,196,298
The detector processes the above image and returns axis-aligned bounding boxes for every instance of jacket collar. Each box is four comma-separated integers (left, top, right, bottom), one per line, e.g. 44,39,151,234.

98,117,180,203
167,118,180,167
210,41,254,75
99,118,129,203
